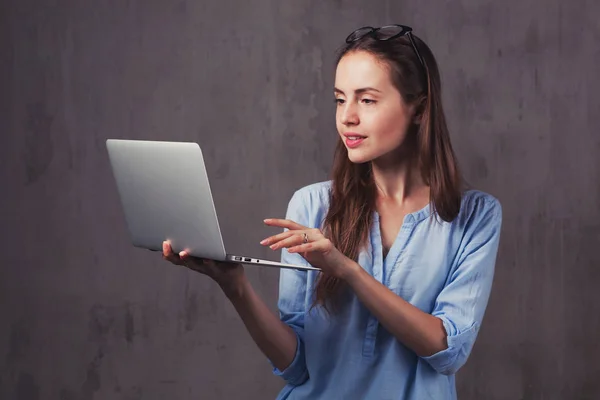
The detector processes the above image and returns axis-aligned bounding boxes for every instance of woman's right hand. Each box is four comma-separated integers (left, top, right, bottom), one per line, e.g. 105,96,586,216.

162,241,245,296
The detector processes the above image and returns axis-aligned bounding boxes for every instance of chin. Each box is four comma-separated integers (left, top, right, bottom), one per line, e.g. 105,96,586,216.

346,149,374,164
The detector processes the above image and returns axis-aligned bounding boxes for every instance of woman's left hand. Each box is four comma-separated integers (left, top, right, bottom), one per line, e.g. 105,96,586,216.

261,218,357,280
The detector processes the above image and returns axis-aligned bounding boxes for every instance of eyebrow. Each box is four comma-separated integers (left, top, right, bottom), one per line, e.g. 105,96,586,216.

334,87,382,95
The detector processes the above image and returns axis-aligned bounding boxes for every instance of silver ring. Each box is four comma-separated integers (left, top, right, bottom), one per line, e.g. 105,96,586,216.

302,233,309,244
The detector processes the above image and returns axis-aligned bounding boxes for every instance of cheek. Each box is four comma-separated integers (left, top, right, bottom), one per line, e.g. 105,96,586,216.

335,112,346,134
370,109,410,140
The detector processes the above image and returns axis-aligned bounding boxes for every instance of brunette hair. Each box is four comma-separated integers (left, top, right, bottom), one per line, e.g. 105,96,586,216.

314,33,463,312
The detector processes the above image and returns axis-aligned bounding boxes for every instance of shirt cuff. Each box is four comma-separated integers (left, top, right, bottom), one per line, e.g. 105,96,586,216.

421,317,479,375
271,327,309,386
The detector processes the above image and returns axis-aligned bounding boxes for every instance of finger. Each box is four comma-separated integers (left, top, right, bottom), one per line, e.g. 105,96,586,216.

162,241,171,257
162,241,180,259
269,233,306,251
179,251,204,266
162,241,184,265
263,218,306,231
179,251,205,271
260,230,297,246
287,239,326,254
163,253,184,266
179,253,194,268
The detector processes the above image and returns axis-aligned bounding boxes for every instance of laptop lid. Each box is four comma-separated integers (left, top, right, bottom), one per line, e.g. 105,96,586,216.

106,139,227,261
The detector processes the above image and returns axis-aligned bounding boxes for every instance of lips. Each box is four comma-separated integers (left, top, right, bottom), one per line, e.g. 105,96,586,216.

344,133,367,149
343,133,367,140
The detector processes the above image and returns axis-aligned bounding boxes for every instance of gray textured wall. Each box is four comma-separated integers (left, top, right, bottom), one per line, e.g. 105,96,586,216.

1,0,599,399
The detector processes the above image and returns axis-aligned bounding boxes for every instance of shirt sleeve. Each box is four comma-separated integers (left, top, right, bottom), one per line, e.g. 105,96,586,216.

422,196,503,375
270,190,311,386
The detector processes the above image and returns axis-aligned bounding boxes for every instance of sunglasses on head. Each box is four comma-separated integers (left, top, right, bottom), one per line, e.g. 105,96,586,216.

345,24,426,71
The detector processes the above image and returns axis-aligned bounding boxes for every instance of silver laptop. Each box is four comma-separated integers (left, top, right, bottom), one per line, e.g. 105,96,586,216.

105,139,319,271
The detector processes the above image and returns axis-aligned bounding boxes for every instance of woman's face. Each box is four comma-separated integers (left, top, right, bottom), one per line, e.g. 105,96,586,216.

334,50,417,164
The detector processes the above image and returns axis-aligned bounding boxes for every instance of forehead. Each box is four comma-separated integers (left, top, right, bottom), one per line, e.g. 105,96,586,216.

334,51,392,89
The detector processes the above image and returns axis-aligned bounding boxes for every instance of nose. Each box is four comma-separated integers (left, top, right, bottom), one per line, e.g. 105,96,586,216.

339,102,359,126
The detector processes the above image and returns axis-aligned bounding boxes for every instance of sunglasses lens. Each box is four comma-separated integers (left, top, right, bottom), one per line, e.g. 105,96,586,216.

375,25,407,40
347,27,375,42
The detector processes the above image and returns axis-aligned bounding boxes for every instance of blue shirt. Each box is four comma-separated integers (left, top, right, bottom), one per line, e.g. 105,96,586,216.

270,181,502,400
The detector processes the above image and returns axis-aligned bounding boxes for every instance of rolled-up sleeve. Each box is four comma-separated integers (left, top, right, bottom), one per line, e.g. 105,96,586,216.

422,197,503,375
270,190,311,386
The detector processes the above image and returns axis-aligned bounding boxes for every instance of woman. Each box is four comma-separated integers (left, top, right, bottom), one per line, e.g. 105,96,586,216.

163,24,502,400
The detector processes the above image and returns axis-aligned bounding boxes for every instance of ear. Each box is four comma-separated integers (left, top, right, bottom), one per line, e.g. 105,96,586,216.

413,113,422,125
412,108,424,125
412,97,427,125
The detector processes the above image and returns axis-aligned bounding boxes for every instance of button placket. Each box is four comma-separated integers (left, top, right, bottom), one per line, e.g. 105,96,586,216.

384,216,418,288
362,213,420,357
362,212,383,357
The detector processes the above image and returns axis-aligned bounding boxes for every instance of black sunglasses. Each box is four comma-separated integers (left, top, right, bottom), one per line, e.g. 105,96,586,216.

345,24,426,70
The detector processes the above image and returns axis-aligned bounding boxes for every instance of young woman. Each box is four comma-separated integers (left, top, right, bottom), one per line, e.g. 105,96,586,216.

163,24,502,400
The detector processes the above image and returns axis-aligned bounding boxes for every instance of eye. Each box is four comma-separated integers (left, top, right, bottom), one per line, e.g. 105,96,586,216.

335,98,345,105
361,98,376,104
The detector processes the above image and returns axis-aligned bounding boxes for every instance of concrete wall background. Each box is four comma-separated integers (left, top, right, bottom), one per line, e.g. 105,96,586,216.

1,0,599,399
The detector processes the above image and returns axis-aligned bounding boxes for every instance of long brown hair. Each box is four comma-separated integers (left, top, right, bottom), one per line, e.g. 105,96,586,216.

314,34,463,312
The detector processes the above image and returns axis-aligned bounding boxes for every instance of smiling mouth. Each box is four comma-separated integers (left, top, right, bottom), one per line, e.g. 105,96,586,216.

344,136,366,148
343,132,367,139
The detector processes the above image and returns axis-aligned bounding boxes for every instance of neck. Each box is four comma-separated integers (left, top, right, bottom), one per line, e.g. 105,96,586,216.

370,144,428,204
